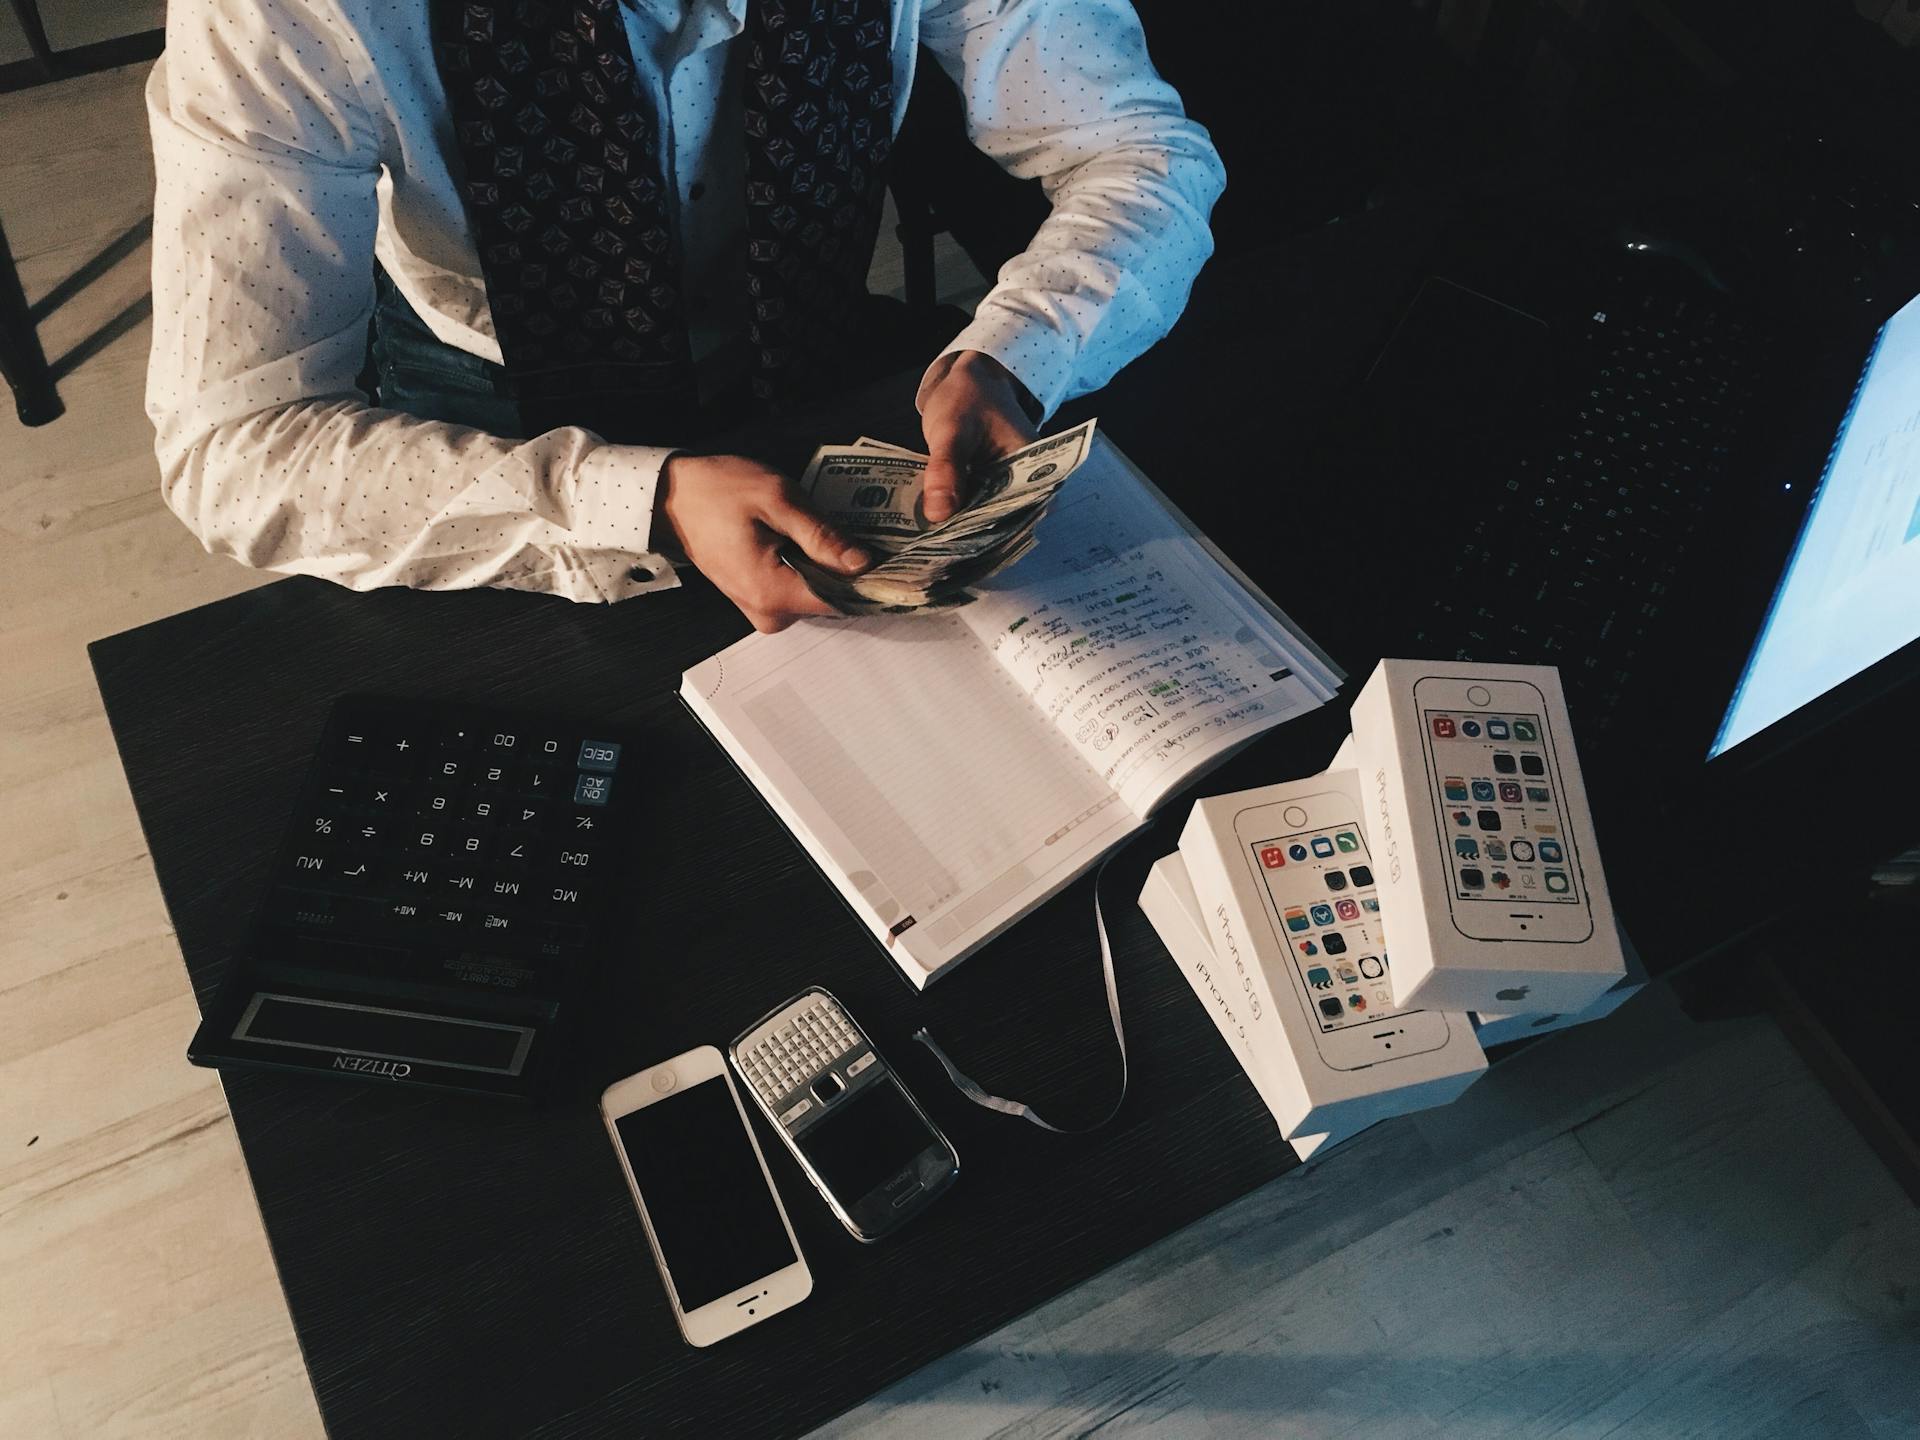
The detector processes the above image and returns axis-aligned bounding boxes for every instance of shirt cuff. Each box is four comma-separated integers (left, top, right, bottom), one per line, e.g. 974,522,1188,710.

916,300,1079,425
545,548,684,603
568,442,682,599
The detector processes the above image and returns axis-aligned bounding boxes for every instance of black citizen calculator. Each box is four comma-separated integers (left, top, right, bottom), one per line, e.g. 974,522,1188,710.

186,695,633,1098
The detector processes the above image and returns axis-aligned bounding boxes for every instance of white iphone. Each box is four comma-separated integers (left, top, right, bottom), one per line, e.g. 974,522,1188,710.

601,1046,812,1347
1411,674,1596,943
1231,791,1454,1070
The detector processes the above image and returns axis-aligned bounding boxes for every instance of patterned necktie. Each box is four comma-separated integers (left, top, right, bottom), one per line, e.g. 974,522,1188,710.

433,0,894,441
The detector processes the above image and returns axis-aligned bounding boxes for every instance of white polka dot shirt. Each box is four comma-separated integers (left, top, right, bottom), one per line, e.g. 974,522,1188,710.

145,0,1225,603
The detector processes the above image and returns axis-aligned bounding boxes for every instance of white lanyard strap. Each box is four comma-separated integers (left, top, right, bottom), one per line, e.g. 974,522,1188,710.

912,846,1131,1135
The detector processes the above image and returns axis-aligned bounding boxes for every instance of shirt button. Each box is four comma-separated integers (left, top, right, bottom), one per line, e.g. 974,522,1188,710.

627,565,655,583
688,181,707,201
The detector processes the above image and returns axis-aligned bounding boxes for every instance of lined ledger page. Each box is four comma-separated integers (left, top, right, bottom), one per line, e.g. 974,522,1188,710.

681,614,1140,985
959,439,1341,816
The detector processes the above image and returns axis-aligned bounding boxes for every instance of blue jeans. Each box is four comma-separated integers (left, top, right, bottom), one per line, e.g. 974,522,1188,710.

368,269,968,439
369,270,527,437
368,269,750,441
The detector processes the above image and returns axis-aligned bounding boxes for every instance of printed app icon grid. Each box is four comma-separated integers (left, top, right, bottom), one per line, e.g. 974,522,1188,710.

1249,824,1409,1033
1422,709,1581,904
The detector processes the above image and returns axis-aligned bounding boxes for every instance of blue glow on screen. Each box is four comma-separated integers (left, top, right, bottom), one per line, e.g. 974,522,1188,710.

1712,292,1920,758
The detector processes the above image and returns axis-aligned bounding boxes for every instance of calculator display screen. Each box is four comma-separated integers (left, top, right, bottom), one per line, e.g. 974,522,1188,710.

796,1078,936,1202
614,1078,796,1311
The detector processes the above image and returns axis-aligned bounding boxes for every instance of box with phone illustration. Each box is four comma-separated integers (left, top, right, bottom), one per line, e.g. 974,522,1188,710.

1347,659,1626,1015
1175,771,1486,1143
1470,919,1648,1047
1330,731,1645,1042
1140,852,1368,1161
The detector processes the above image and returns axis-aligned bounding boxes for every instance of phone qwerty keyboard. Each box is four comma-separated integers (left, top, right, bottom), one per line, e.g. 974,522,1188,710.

266,698,628,966
740,995,872,1115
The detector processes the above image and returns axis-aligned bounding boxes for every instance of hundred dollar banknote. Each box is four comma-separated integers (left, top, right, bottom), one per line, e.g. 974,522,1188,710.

787,420,1097,611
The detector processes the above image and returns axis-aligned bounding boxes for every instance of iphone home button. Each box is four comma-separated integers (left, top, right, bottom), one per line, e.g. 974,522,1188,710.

1466,685,1492,706
1283,805,1309,827
652,1068,677,1093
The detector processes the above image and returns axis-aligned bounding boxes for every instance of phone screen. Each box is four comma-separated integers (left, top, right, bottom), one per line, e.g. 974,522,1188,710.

1421,708,1581,905
614,1077,796,1310
796,1077,935,1202
1246,821,1411,1032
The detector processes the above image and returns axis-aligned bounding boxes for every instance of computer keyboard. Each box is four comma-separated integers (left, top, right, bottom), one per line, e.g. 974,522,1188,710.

1414,280,1755,730
187,694,634,1097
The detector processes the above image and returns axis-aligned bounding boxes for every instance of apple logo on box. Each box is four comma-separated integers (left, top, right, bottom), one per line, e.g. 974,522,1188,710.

1496,986,1530,1002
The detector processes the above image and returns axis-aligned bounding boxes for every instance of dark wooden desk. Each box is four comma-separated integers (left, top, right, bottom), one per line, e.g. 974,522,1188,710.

88,276,1383,1435
89,545,1353,1440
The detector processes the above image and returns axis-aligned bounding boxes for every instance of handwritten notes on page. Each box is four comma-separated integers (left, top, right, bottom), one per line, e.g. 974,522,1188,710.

962,453,1333,815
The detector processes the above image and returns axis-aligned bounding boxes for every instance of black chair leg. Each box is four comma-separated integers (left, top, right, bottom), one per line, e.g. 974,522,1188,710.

0,215,63,426
892,187,938,316
5,0,59,81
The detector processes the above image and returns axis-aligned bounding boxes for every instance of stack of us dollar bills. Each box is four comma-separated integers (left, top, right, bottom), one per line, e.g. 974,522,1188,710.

789,419,1098,613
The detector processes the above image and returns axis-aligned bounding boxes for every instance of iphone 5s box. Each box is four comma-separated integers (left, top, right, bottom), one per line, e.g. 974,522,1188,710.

1347,659,1626,1015
1140,850,1366,1161
1470,919,1648,1047
1323,727,1637,1033
1175,772,1486,1145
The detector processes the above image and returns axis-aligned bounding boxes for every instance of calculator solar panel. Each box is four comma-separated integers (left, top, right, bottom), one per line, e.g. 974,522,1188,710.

187,695,634,1098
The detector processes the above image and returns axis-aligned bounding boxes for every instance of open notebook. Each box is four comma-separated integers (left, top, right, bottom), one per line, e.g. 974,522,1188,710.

680,435,1342,988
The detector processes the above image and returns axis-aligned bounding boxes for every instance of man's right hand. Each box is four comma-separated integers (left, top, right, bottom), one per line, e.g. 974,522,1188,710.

657,453,871,634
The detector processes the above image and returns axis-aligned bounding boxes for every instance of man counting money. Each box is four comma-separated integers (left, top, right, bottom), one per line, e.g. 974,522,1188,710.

147,0,1224,632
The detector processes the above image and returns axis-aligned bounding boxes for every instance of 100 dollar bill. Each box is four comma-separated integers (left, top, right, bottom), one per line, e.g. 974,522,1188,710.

796,452,937,547
802,420,1096,545
788,419,1098,611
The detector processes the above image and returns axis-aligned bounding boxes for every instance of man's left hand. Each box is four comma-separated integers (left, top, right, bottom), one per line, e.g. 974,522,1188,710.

918,350,1040,524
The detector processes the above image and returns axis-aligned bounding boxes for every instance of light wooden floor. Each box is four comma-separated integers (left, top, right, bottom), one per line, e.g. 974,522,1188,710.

0,0,162,70
816,999,1920,1440
5,60,1917,1440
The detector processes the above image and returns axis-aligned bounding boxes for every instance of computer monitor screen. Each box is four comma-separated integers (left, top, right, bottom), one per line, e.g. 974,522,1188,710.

1711,291,1920,758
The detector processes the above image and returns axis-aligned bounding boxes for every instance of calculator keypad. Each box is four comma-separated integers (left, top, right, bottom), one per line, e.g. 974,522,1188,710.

740,995,868,1118
262,699,628,969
